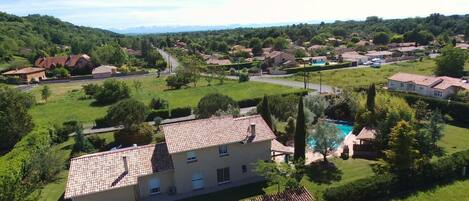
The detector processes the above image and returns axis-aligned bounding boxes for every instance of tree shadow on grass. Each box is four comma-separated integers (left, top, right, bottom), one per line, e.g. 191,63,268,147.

305,161,343,184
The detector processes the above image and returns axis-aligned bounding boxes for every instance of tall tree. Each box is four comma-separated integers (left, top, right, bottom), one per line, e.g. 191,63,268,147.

384,121,421,177
106,99,148,128
294,97,306,160
260,95,273,129
0,86,35,151
373,32,390,45
435,45,468,77
366,84,376,112
425,109,444,147
195,93,238,118
310,120,342,163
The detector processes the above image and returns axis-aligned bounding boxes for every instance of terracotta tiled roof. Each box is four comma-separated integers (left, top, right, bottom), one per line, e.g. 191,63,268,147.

2,67,45,75
249,187,315,201
271,140,294,154
388,73,469,90
356,127,376,140
67,54,90,66
64,143,173,199
207,58,232,65
456,43,469,50
35,56,68,69
92,65,117,74
365,51,393,57
341,52,369,61
162,115,276,154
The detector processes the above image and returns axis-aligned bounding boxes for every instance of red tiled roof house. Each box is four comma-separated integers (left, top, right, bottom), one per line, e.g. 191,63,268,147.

2,67,46,83
388,72,469,99
64,115,290,201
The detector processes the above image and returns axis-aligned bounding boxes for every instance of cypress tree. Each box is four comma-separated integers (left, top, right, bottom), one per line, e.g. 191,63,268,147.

294,97,306,160
260,95,273,128
366,84,376,112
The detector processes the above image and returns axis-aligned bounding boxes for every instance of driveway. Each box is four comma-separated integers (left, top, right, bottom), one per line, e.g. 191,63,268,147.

226,75,334,93
157,48,180,74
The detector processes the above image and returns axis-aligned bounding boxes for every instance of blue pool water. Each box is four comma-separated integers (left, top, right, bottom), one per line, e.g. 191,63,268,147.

307,122,353,148
311,61,326,66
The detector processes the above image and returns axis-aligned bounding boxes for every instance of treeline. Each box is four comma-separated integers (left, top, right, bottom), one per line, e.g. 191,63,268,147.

146,14,469,54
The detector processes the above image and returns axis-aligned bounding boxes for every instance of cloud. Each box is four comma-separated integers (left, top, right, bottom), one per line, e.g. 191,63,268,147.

1,0,468,29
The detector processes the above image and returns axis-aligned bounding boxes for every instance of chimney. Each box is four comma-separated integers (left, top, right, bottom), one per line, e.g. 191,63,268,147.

250,123,256,137
122,156,129,173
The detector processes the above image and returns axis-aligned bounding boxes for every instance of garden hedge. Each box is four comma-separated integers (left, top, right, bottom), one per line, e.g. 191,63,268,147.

146,109,170,121
209,62,254,70
324,150,469,201
170,107,192,118
285,62,352,74
390,91,469,123
237,90,308,108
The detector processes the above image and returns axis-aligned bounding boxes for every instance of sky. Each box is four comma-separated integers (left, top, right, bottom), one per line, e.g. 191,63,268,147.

1,0,469,30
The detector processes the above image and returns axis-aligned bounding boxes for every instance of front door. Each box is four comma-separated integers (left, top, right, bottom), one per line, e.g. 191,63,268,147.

192,173,204,190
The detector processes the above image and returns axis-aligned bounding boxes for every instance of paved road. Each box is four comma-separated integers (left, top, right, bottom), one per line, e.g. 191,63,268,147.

157,48,180,74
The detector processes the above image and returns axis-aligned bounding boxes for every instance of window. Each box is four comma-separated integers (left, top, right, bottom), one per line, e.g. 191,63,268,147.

434,90,443,97
219,145,228,157
192,173,204,190
242,165,247,173
148,178,160,195
187,151,197,163
217,167,231,184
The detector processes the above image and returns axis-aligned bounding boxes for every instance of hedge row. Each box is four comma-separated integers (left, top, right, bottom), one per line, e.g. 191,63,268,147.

285,62,352,74
324,150,469,201
237,90,308,108
0,128,51,201
209,62,254,70
146,107,193,121
170,107,192,118
390,91,469,123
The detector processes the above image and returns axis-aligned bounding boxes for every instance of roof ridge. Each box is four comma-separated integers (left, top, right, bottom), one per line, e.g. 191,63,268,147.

234,114,261,121
71,143,165,161
162,115,233,127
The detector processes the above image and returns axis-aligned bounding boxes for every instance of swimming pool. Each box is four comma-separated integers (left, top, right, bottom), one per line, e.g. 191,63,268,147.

307,122,353,148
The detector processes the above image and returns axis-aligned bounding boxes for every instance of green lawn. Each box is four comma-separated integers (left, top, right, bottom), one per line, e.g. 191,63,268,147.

282,59,469,88
392,180,469,201
438,124,469,155
0,56,32,71
29,76,302,126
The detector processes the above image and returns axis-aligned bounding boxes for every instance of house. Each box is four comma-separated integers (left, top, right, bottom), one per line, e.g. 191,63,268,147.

307,45,327,51
391,46,426,56
355,127,376,145
35,54,92,69
388,42,416,48
456,43,469,50
249,187,315,201
122,48,143,56
341,52,369,65
365,51,393,60
310,56,327,64
2,67,46,83
356,40,373,47
64,115,290,201
206,58,232,66
264,51,296,67
388,73,469,99
92,65,118,78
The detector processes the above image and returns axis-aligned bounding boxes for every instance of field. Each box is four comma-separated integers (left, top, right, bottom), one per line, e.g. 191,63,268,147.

393,180,469,201
28,76,302,126
282,59,469,88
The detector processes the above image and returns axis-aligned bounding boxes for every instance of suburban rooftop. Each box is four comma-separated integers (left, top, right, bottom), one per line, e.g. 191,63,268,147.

389,72,469,90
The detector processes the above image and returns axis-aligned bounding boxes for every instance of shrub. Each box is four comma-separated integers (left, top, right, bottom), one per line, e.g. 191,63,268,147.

147,109,170,121
154,133,165,143
239,72,250,82
170,107,192,118
94,79,130,104
114,124,154,146
94,116,111,128
106,99,148,128
195,93,238,118
51,120,81,143
82,83,101,97
149,97,168,110
88,135,107,150
166,74,190,89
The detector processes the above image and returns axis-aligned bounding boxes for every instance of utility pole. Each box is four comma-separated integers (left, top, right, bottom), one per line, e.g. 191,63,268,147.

303,61,307,89
319,71,322,94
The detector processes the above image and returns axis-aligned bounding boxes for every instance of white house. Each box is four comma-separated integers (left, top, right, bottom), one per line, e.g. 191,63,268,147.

387,73,469,99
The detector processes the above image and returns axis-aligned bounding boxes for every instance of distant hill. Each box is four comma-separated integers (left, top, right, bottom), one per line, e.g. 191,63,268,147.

0,12,122,64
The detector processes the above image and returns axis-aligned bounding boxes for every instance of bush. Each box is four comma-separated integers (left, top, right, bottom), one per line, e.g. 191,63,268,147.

114,124,154,146
324,174,399,201
82,83,101,97
106,99,148,128
94,116,111,128
391,91,469,123
147,109,170,121
166,74,190,89
239,72,250,82
170,107,192,118
149,97,168,110
88,135,107,150
51,120,81,143
94,79,130,104
195,93,238,118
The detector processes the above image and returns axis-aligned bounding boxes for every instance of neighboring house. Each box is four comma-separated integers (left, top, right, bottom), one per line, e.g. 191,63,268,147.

264,51,296,67
122,48,143,56
456,43,469,50
388,72,469,99
249,187,315,201
206,58,232,66
307,45,327,51
391,46,426,56
388,42,416,48
64,115,289,201
2,67,46,83
365,51,394,60
341,52,369,65
311,56,327,64
356,40,373,47
92,65,118,78
35,54,93,74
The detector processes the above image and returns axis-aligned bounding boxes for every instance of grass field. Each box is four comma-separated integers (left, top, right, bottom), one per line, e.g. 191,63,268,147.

28,76,302,126
393,180,469,201
282,59,469,88
0,56,32,71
